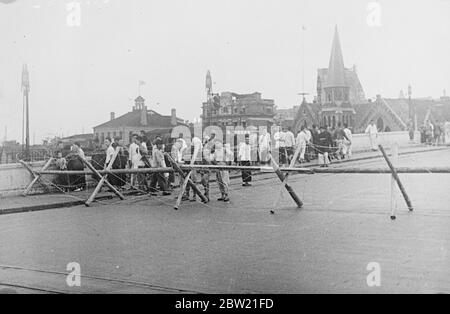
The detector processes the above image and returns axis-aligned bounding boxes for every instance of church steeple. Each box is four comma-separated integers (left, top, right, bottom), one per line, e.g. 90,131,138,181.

326,26,346,88
319,26,354,129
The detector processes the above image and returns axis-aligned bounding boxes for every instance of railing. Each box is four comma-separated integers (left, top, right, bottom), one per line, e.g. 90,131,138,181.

0,149,53,164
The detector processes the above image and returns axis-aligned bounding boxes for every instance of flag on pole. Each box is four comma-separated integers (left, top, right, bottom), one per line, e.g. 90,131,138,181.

301,25,307,31
139,80,146,86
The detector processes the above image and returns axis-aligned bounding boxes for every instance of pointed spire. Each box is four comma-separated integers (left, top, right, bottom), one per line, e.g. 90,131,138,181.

326,26,346,87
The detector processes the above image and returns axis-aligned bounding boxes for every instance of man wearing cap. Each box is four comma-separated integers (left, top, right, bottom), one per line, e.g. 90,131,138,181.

316,125,333,167
238,134,252,186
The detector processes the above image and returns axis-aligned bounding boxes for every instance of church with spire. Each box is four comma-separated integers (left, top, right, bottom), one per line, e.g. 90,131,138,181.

294,26,366,131
293,26,450,134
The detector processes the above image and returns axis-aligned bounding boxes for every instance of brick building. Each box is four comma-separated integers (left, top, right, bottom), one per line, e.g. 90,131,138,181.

201,71,275,129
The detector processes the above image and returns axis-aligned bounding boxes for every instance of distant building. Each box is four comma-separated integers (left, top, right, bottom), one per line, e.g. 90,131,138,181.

293,26,450,133
201,71,275,129
93,96,186,145
274,106,299,128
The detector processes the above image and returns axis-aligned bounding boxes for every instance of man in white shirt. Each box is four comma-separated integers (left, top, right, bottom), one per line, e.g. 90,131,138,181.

276,127,287,166
104,138,115,168
213,140,230,202
304,126,312,162
296,126,308,163
249,131,258,164
284,127,295,165
258,127,271,165
128,135,142,188
177,133,187,162
72,142,85,159
365,120,378,151
343,123,353,158
70,142,86,192
238,134,252,186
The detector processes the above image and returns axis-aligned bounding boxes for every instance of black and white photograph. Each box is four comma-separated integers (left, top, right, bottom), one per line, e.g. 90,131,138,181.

0,0,450,301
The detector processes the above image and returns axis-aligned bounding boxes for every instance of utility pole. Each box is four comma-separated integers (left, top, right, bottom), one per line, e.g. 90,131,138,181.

301,25,307,96
205,70,213,128
298,26,309,122
22,64,30,161
408,84,415,131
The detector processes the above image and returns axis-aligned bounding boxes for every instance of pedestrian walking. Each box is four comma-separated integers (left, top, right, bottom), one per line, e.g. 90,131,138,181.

365,120,378,151
295,126,308,163
285,127,295,165
258,127,271,165
343,123,353,159
238,134,252,186
213,140,230,202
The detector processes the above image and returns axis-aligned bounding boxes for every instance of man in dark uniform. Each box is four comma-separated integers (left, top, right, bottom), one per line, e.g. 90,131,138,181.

316,125,333,167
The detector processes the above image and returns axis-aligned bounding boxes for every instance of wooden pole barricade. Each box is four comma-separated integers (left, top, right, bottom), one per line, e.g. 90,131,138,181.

273,142,304,211
379,144,414,212
165,153,208,205
174,171,192,210
83,148,125,207
32,164,450,175
268,153,303,209
20,158,54,195
390,143,399,220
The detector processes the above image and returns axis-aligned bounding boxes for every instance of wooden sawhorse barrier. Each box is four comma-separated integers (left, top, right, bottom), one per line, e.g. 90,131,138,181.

19,148,125,206
20,158,54,196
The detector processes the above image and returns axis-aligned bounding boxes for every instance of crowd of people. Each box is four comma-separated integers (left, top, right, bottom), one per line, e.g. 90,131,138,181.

272,123,353,168
52,124,353,202
419,119,449,145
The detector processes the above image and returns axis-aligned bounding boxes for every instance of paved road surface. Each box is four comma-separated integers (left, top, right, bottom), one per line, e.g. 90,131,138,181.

1,149,449,293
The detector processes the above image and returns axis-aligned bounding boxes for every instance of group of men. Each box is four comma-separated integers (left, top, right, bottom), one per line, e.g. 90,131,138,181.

55,122,355,199
272,123,353,168
88,132,257,204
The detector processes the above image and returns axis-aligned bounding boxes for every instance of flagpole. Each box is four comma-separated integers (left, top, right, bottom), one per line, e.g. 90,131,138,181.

301,25,306,98
22,93,25,151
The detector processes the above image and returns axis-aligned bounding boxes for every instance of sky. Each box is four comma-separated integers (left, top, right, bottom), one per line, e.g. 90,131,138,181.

0,0,449,143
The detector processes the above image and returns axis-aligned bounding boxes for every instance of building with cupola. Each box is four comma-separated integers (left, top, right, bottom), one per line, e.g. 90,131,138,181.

93,95,186,145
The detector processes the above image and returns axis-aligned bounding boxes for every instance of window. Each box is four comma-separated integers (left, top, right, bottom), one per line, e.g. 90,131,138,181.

335,89,343,101
344,90,349,101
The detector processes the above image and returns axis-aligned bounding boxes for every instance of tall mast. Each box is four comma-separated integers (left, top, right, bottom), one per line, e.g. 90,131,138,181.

22,64,30,160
